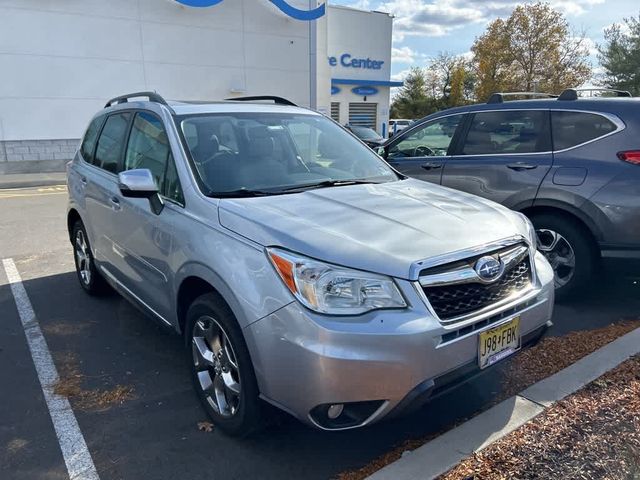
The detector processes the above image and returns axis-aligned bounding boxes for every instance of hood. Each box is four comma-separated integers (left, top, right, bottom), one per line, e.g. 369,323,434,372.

218,179,528,280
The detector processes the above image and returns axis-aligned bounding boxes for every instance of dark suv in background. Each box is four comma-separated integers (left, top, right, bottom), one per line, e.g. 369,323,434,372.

380,89,640,297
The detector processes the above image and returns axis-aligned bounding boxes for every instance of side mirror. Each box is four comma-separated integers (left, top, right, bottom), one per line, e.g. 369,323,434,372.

118,169,164,215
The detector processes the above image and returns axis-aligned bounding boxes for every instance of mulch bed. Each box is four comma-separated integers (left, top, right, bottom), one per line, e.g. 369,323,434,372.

440,354,640,480
500,320,640,399
336,320,639,480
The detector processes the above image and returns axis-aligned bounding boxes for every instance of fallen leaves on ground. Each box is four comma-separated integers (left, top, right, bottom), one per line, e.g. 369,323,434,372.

197,421,214,433
440,354,640,480
52,352,134,411
336,320,639,480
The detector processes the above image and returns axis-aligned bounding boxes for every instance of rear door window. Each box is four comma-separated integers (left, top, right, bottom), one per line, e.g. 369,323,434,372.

94,112,132,174
80,115,104,165
461,110,551,155
551,111,618,150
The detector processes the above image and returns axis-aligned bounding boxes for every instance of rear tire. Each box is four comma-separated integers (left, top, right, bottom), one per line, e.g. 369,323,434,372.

185,293,262,436
72,220,110,295
529,213,598,299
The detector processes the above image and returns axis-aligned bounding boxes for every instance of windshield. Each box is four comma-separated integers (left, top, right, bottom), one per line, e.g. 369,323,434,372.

349,126,382,141
177,112,398,196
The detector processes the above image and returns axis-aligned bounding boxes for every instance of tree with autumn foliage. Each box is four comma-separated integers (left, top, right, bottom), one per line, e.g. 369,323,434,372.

471,3,591,101
390,67,435,119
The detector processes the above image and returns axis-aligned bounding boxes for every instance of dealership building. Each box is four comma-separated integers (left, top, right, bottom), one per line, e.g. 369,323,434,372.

0,0,399,174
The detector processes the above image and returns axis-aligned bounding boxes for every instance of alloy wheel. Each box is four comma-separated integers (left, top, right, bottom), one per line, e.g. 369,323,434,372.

192,316,241,417
75,229,92,285
536,228,576,288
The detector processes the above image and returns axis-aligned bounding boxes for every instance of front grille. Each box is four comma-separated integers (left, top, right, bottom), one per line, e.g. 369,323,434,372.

422,257,532,321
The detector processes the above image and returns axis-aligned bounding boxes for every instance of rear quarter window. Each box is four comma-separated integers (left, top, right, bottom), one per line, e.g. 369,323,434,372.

551,111,617,150
80,116,104,164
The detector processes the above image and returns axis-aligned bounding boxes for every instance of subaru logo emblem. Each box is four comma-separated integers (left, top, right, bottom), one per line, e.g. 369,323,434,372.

475,256,504,282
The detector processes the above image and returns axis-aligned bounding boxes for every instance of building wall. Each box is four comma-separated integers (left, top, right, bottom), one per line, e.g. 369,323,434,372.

0,0,393,174
0,0,315,173
323,6,393,135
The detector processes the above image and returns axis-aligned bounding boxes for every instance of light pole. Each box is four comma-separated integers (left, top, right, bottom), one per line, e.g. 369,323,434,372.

308,0,317,109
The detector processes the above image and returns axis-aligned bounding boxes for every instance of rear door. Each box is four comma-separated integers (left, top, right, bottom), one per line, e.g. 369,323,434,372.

441,109,553,208
84,111,132,268
385,114,466,185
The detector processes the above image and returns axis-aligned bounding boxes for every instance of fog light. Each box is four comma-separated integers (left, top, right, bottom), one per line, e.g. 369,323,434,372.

327,404,344,419
310,400,385,429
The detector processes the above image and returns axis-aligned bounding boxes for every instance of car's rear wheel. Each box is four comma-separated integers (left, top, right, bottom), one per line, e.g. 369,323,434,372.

185,293,262,436
72,220,109,295
529,213,597,299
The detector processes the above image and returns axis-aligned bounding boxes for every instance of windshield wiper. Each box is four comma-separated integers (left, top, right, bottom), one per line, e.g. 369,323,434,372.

211,188,278,198
278,179,379,192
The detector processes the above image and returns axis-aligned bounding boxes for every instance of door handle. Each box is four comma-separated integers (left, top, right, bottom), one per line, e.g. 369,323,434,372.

507,163,538,171
110,196,121,210
80,176,87,185
421,162,442,171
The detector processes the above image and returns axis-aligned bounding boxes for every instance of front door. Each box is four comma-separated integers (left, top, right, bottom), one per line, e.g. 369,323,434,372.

385,114,466,185
107,111,184,321
442,109,553,209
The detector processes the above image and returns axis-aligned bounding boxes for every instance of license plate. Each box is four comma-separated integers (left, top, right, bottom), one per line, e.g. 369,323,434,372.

478,317,521,369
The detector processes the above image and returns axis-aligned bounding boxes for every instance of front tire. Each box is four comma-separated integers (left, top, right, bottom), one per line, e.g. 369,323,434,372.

72,220,109,295
529,213,598,299
185,293,262,436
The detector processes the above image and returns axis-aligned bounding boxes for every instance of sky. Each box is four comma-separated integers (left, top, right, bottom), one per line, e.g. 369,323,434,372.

329,0,639,83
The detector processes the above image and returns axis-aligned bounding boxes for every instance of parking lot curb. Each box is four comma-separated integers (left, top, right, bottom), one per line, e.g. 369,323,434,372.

0,173,67,189
366,326,640,480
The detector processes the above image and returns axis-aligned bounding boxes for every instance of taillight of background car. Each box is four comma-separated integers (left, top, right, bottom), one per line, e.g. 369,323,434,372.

617,150,640,165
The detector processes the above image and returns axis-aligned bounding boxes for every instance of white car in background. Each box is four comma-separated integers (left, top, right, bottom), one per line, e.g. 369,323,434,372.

389,119,412,137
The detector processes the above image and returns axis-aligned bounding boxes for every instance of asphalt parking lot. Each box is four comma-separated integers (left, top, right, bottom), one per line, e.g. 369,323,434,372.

1,185,639,480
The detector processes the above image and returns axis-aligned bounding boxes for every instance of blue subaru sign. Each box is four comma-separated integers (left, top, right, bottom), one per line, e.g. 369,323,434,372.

174,0,326,21
352,86,378,96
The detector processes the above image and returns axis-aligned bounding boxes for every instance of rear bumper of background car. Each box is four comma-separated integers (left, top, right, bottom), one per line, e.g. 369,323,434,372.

244,252,555,430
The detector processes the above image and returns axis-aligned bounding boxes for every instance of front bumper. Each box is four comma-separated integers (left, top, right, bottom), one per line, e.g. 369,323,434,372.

243,251,555,430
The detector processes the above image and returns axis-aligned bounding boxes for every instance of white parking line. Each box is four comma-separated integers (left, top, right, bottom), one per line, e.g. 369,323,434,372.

2,258,100,480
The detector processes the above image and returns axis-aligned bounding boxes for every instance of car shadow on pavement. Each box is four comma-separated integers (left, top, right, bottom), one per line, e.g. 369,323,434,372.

1,269,639,480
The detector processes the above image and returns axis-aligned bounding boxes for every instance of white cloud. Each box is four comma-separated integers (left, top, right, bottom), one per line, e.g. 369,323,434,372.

391,45,429,63
390,68,414,82
580,36,598,57
348,0,372,10
346,0,608,41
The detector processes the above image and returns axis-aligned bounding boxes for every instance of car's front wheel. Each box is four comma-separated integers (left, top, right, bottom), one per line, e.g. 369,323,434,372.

529,213,597,299
185,293,262,436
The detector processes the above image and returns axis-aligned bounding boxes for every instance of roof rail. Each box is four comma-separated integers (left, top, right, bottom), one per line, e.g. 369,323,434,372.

487,92,557,104
225,95,297,107
105,91,169,109
558,88,632,101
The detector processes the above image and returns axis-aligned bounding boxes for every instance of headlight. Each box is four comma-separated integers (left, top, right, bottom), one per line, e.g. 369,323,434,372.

267,248,407,315
516,212,537,249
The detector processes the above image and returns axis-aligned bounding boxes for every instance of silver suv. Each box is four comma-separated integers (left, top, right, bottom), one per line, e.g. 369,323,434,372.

67,92,554,435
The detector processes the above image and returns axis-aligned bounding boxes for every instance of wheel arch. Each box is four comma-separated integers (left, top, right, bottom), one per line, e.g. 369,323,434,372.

519,200,603,245
67,208,82,242
175,263,248,340
519,202,601,257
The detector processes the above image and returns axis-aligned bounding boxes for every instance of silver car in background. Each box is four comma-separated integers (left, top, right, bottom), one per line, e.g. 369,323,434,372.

67,92,554,435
